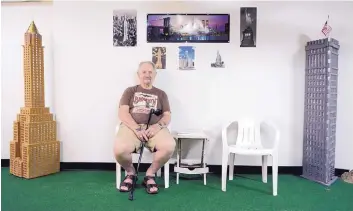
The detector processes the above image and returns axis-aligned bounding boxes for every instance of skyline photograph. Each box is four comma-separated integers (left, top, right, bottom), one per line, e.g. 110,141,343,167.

147,14,230,43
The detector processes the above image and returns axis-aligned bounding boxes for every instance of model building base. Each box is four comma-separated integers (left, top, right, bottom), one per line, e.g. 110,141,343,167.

300,174,338,187
10,107,61,179
9,144,60,179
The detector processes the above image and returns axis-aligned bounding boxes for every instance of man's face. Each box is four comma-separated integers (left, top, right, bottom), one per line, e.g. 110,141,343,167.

137,63,156,85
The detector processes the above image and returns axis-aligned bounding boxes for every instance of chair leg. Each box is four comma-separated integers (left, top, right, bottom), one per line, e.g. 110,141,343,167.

272,153,278,196
262,155,268,183
228,153,235,180
164,162,169,188
116,162,121,190
221,151,229,192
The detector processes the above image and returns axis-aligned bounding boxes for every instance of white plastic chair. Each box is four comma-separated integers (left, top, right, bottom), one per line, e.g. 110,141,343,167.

221,118,280,196
115,123,171,190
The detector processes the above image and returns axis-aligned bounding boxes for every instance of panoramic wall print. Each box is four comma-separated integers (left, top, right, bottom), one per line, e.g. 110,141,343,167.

147,14,230,43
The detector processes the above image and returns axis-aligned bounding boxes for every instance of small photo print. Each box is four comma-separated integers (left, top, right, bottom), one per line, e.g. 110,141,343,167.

113,10,137,47
152,47,166,70
240,7,257,47
211,50,225,68
178,46,195,70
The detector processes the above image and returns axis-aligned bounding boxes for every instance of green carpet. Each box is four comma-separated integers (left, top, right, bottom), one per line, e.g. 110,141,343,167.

1,167,352,211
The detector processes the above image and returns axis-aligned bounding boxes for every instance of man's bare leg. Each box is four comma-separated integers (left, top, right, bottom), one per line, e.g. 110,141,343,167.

114,123,141,191
146,149,173,176
114,142,136,191
145,132,175,193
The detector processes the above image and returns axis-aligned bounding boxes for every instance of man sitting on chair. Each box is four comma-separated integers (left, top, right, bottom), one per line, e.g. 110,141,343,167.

114,61,176,194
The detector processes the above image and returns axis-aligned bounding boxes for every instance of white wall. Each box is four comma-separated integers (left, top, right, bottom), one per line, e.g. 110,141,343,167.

2,1,353,170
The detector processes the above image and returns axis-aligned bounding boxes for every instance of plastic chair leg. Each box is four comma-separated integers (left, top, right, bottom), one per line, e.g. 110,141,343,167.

164,163,169,188
116,162,121,190
262,155,268,183
229,153,235,180
272,153,278,196
221,151,229,192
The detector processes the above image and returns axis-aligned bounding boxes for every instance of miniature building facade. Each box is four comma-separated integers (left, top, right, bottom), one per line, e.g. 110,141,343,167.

10,22,60,179
301,38,340,186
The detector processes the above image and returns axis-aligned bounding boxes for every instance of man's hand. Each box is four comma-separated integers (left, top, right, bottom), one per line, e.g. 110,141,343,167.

134,128,148,142
145,124,162,138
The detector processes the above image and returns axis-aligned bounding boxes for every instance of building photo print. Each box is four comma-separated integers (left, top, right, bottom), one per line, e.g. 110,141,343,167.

240,7,257,47
152,47,167,70
113,9,137,47
178,46,195,70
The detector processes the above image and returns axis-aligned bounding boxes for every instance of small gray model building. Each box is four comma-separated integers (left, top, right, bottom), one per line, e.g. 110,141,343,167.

211,50,225,68
301,37,340,186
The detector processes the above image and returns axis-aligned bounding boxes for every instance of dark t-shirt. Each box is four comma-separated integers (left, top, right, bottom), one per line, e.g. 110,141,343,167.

119,85,171,125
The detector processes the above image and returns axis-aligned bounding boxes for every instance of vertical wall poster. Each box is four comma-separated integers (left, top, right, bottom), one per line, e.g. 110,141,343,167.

113,10,137,47
178,46,195,70
240,7,257,47
152,47,166,70
211,50,225,68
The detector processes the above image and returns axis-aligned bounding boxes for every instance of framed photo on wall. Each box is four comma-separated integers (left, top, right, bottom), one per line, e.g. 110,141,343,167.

178,46,196,70
113,9,137,47
147,14,230,43
240,7,257,47
152,47,167,70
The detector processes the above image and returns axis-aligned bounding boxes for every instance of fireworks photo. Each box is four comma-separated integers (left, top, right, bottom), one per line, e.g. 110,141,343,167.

147,14,230,43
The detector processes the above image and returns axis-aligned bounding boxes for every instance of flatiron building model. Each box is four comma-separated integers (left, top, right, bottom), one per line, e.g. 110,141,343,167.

9,21,60,179
301,38,340,186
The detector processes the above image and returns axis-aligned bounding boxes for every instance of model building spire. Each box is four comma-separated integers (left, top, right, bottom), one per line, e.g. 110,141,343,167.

27,21,39,33
10,21,60,179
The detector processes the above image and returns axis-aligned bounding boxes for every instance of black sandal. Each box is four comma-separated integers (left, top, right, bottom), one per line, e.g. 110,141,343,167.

142,176,159,194
119,175,136,192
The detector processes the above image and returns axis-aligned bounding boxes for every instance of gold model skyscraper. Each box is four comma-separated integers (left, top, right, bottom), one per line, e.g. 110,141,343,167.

10,21,60,179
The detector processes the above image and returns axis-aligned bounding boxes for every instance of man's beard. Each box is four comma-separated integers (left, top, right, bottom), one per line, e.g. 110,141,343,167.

143,78,151,84
142,81,152,87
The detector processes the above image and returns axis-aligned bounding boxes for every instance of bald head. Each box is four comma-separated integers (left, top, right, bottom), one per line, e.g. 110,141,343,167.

137,61,156,73
137,61,157,88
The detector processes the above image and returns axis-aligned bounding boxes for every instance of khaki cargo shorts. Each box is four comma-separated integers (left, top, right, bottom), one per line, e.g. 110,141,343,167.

115,123,175,153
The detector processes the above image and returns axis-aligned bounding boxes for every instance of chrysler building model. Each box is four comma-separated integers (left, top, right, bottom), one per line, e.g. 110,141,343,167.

9,21,60,179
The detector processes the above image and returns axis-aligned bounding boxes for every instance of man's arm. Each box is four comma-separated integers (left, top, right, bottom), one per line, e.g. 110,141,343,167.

118,105,140,131
118,87,140,131
157,111,171,127
156,91,171,128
